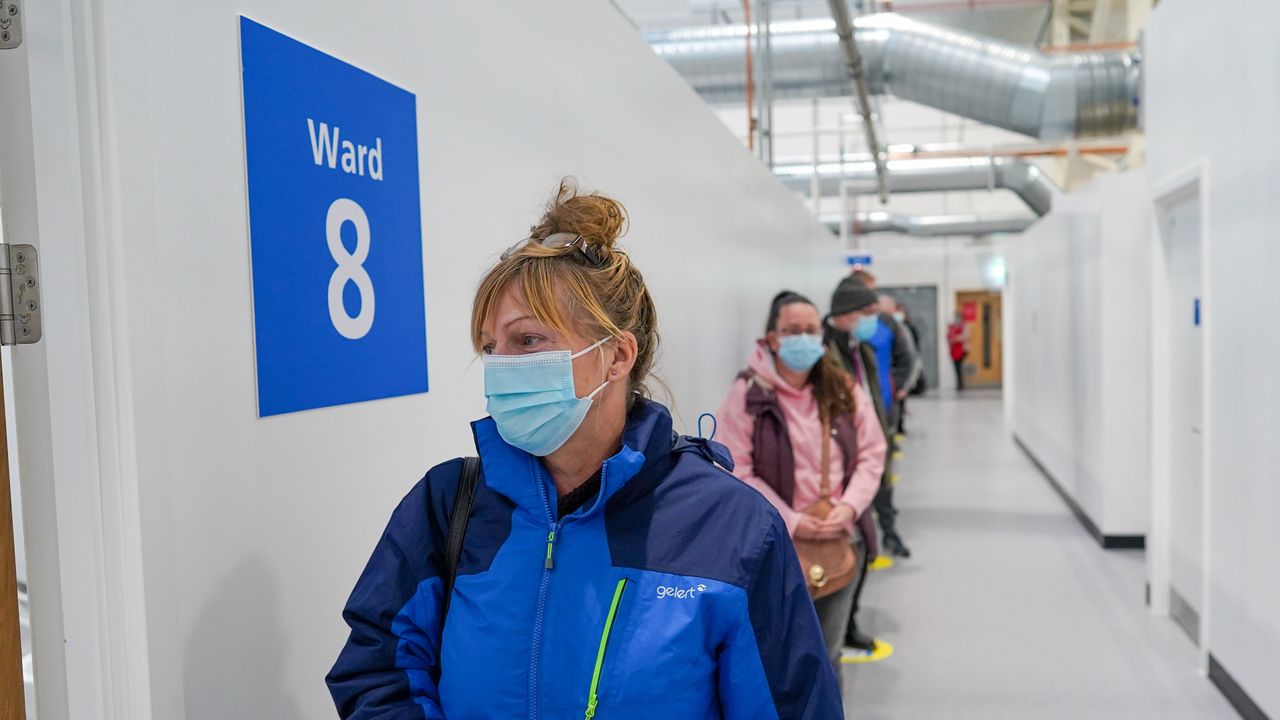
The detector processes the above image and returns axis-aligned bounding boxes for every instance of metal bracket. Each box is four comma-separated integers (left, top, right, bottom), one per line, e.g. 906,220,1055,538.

0,0,21,49
0,245,42,345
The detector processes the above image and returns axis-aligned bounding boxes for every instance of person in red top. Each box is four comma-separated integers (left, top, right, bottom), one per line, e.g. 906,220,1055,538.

947,312,971,391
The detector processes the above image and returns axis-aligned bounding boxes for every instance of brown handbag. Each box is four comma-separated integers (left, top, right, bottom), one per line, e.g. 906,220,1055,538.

793,418,859,599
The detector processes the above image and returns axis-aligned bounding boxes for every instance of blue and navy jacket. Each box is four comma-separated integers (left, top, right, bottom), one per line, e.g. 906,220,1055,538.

866,314,916,413
327,399,842,719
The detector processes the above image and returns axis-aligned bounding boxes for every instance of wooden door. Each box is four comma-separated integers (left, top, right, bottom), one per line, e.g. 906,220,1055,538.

955,290,1003,388
0,365,25,719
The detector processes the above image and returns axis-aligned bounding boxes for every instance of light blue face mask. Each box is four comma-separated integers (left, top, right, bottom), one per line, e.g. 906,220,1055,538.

483,338,611,457
777,334,827,372
854,314,880,341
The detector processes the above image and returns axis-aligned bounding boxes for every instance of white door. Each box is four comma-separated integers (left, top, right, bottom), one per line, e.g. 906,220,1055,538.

1163,196,1204,642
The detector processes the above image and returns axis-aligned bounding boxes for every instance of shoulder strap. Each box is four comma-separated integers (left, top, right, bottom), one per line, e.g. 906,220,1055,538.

819,416,832,499
442,456,481,619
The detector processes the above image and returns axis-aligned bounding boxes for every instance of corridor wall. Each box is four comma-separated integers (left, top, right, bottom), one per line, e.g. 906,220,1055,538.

0,1,835,717
1007,170,1150,540
1144,1,1280,716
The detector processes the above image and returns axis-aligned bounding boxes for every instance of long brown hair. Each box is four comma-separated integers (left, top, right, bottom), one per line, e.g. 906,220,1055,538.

471,178,660,407
766,291,856,422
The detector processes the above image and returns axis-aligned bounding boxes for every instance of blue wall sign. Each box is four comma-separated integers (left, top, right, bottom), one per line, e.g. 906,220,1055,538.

241,17,428,417
847,254,873,267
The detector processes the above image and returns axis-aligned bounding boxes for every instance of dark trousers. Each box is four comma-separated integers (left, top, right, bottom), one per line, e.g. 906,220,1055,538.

874,422,899,537
845,531,872,641
953,357,965,390
873,474,898,537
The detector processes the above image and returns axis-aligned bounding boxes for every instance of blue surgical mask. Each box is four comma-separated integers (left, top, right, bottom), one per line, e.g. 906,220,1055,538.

854,315,880,341
483,338,610,456
893,311,905,324
777,334,826,372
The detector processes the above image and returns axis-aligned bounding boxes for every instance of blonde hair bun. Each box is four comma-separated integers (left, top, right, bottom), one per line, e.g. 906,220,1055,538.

528,177,628,253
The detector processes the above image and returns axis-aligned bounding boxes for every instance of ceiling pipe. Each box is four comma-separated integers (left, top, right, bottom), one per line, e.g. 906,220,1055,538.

823,211,1037,236
645,13,1141,139
826,0,888,203
776,156,1055,215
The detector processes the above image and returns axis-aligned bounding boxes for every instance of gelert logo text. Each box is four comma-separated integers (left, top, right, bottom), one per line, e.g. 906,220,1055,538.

656,584,708,600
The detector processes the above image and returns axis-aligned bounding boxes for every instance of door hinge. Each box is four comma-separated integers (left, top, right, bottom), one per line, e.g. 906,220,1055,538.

0,0,21,49
0,244,42,345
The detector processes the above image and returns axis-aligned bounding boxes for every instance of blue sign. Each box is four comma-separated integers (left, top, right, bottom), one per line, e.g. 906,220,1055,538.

847,254,873,267
241,17,428,417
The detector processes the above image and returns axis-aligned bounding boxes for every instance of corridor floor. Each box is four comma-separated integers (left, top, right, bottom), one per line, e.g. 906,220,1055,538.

842,392,1239,720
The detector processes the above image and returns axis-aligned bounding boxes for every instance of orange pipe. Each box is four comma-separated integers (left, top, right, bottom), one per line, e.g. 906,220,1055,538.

883,144,1130,161
1041,41,1139,53
743,0,756,152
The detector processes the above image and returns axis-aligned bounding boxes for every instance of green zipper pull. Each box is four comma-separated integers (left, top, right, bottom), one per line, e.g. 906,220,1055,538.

544,530,557,570
585,578,629,719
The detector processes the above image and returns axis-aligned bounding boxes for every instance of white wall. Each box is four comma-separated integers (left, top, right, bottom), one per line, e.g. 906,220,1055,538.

1145,0,1280,715
1007,170,1150,537
0,1,839,718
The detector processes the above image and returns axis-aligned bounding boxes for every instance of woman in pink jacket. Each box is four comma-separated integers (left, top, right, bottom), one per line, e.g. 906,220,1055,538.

717,290,887,668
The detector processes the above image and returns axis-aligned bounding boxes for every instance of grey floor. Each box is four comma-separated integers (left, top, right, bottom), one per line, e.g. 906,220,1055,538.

843,392,1239,720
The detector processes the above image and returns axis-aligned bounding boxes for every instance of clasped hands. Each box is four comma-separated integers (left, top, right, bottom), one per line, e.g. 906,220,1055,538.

794,502,856,541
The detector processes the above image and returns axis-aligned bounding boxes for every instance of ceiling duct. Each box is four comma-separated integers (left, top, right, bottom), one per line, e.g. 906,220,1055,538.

823,211,1036,236
646,13,1140,139
776,156,1055,215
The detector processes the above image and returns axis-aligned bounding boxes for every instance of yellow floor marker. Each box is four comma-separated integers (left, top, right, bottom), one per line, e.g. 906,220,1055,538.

841,640,895,665
889,473,902,485
893,434,905,445
868,555,895,571
892,451,905,461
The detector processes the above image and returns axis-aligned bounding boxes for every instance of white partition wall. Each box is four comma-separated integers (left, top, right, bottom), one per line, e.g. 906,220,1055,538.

1144,1,1280,716
0,2,837,717
1007,170,1151,542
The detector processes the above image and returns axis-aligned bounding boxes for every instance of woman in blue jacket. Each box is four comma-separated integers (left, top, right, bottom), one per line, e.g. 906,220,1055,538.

326,180,841,719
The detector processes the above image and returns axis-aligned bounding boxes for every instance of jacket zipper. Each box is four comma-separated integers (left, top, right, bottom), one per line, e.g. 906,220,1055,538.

584,577,629,719
529,463,609,719
529,464,558,720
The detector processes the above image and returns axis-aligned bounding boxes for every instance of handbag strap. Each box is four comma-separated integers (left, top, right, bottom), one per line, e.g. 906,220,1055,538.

443,456,481,619
819,416,831,500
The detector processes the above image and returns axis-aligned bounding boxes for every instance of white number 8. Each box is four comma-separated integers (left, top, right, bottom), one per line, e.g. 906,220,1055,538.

326,198,375,340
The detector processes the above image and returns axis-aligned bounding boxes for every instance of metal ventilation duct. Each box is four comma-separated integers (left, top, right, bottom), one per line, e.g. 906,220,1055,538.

822,211,1036,236
646,14,1141,139
776,156,1055,215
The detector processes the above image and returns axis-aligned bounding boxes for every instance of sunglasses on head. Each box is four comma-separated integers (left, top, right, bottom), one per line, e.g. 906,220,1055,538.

501,232,607,267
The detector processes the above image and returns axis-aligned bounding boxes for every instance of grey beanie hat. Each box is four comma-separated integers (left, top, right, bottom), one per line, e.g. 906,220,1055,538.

830,277,879,316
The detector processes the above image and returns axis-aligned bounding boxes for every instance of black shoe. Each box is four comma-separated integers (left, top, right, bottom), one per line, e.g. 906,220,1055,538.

844,629,877,652
883,532,912,558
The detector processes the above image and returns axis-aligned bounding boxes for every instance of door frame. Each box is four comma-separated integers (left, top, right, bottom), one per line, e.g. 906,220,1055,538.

954,289,1003,388
0,1,154,718
1148,159,1213,671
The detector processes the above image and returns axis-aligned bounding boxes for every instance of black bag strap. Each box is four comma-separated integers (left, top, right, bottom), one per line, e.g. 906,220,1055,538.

442,456,480,619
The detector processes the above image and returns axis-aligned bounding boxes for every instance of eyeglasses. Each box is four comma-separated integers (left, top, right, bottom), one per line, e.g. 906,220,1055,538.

776,326,822,337
501,232,606,267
